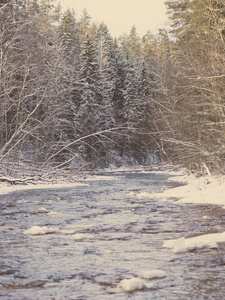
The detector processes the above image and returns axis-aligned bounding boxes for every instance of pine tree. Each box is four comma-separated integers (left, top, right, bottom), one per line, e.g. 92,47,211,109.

58,8,79,60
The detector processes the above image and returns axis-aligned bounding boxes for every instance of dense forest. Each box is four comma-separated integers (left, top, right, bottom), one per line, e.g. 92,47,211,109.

1,0,225,178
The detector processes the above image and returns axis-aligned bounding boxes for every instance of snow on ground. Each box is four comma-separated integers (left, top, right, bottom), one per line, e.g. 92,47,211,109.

157,174,225,206
134,170,225,207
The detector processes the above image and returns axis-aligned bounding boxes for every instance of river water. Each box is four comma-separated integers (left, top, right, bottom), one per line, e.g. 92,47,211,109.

0,167,225,299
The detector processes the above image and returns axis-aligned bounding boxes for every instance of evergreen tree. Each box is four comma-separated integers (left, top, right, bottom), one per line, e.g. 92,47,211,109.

79,8,91,38
58,8,78,59
111,39,126,118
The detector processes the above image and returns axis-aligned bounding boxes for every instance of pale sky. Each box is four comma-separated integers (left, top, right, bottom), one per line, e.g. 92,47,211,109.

59,0,169,37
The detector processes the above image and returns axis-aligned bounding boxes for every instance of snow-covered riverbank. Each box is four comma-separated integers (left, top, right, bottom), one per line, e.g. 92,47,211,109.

154,171,225,207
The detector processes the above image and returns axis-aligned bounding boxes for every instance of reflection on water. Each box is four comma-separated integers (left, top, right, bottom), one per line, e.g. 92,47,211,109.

0,168,225,299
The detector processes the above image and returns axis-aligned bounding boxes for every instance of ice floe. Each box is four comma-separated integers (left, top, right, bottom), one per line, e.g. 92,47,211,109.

139,269,166,279
37,207,48,213
163,232,225,253
24,226,60,235
118,277,154,292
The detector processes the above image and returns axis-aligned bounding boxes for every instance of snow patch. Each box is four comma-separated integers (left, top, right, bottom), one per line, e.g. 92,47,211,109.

151,174,225,206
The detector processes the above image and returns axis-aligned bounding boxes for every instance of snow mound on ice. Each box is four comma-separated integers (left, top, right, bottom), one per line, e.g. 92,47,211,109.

24,226,60,235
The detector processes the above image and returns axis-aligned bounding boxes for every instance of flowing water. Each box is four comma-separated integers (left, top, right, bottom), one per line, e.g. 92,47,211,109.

0,167,225,299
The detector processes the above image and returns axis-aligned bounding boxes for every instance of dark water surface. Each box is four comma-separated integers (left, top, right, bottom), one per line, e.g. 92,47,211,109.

0,168,225,299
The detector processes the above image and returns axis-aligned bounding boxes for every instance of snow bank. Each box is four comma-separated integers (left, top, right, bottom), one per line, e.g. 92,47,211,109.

135,170,225,207
24,226,60,235
163,232,225,253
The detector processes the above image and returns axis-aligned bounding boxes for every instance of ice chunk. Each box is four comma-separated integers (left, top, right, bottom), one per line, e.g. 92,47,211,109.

24,226,60,235
37,207,48,213
139,269,166,280
173,237,186,253
202,215,209,219
118,278,151,292
163,232,225,253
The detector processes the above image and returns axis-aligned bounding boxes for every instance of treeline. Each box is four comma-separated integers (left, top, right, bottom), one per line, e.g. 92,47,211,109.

1,0,225,177
157,0,225,174
0,0,161,176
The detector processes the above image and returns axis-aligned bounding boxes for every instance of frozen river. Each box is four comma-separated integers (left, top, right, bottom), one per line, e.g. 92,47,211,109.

1,168,225,299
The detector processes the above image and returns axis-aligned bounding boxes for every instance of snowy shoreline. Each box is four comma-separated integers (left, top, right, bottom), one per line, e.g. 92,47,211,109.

154,171,225,207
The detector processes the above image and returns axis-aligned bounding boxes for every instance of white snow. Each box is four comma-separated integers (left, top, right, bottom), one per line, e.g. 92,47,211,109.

24,226,60,235
163,232,225,253
133,170,225,207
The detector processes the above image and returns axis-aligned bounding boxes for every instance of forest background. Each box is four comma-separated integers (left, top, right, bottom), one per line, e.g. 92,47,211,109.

1,0,225,180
